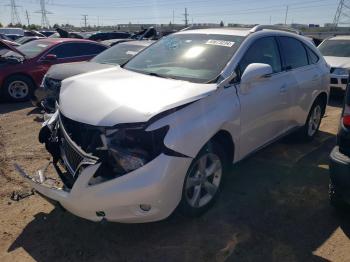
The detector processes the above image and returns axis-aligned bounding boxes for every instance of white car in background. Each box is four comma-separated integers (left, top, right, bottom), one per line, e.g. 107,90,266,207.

318,35,350,91
16,26,330,223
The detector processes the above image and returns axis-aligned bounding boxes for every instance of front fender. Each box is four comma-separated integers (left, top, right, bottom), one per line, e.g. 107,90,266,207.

146,87,241,159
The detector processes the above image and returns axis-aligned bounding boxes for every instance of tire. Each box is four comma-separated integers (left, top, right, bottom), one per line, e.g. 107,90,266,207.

179,141,227,217
329,179,347,210
297,99,325,141
1,75,34,102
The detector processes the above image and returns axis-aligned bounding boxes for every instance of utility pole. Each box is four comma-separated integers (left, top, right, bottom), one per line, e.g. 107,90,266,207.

284,5,289,25
183,8,189,26
82,14,88,28
7,0,21,25
35,0,51,28
25,10,30,26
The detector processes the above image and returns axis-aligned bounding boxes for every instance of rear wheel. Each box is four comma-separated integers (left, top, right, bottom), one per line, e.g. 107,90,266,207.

179,142,227,217
2,75,34,102
297,99,324,141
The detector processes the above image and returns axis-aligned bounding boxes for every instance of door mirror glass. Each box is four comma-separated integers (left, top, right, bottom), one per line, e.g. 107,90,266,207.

241,63,273,84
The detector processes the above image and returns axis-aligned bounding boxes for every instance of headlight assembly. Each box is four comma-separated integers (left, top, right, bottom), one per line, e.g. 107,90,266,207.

89,125,169,185
333,68,348,76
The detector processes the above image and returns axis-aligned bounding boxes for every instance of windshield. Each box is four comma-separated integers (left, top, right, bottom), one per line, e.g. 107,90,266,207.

3,40,53,58
318,39,350,57
124,33,244,83
91,43,147,65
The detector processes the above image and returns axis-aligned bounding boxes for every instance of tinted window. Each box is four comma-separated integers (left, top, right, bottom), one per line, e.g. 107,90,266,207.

239,37,281,75
278,37,308,69
50,43,79,58
79,43,107,55
305,45,319,64
50,43,106,58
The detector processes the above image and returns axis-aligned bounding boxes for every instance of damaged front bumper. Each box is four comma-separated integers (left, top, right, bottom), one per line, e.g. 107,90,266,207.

16,154,191,223
15,111,192,223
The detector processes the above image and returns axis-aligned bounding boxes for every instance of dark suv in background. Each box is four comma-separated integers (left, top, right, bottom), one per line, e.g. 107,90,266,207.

329,81,350,208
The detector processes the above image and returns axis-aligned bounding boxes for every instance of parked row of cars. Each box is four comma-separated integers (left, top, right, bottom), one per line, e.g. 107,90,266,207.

11,25,335,224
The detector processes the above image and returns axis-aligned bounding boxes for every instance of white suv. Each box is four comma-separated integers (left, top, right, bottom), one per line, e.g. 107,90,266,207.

17,27,330,223
318,35,350,91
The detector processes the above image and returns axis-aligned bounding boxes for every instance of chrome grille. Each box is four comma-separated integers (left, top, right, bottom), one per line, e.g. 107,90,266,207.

60,135,84,176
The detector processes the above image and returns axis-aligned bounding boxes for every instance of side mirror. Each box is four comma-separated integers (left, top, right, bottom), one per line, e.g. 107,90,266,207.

241,63,273,85
43,54,57,61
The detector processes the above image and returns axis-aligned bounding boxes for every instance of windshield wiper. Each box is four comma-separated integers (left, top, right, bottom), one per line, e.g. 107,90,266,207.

147,72,168,78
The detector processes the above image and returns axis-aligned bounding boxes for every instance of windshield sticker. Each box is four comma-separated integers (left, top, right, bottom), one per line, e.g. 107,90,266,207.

205,40,235,47
126,51,137,55
37,44,48,48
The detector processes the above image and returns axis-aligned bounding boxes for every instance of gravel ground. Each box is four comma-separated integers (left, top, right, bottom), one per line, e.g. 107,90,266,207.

0,97,350,262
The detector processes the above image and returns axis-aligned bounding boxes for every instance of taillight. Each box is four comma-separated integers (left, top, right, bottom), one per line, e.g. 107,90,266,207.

343,105,350,128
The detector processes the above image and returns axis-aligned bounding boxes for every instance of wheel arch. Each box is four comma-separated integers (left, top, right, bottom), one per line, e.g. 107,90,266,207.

209,130,235,163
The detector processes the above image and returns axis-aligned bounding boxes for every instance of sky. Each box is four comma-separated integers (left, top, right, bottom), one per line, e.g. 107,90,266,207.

0,0,340,27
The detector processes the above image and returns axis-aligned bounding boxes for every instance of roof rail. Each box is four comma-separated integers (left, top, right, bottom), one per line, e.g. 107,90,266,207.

250,25,303,35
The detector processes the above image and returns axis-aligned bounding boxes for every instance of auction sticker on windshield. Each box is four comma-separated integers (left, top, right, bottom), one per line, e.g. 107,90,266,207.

206,40,235,47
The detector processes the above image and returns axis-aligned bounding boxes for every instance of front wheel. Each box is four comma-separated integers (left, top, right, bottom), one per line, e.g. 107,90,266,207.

2,75,34,102
179,142,227,217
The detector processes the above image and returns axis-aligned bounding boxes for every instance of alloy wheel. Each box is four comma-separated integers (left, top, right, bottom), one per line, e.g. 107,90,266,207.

308,105,322,137
185,153,222,208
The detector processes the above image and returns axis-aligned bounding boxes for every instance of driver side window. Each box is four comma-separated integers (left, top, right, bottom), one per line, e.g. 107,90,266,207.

237,37,282,79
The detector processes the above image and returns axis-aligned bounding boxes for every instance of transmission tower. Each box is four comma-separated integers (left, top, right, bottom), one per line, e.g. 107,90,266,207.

35,0,52,28
333,0,350,27
7,0,21,25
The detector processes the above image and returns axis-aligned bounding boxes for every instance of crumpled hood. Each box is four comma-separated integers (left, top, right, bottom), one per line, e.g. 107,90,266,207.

46,61,115,80
59,67,217,126
324,56,350,69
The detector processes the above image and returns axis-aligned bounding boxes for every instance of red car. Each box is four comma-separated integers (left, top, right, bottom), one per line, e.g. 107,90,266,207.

0,38,107,102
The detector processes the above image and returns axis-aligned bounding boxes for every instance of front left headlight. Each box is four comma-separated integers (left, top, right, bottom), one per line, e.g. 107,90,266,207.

89,125,169,185
333,67,348,76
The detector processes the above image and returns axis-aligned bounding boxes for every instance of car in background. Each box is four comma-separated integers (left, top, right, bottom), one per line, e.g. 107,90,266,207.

329,80,350,208
318,36,350,92
32,40,154,110
16,36,46,45
88,31,131,41
0,34,20,47
40,31,56,37
0,28,24,37
17,27,329,223
0,39,107,102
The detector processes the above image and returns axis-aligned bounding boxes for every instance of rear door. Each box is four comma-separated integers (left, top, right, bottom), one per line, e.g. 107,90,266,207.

237,36,295,158
277,36,322,127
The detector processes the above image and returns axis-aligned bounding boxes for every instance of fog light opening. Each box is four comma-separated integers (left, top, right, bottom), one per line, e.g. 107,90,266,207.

140,204,151,212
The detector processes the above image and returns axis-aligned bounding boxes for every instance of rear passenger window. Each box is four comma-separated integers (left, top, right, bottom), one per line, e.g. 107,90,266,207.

238,37,282,76
278,37,308,69
305,46,319,64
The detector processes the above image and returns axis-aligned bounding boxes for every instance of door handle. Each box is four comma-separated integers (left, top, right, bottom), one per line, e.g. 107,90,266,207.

312,75,320,81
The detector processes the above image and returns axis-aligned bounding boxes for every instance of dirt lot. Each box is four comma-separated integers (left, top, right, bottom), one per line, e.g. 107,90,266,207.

0,97,350,262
